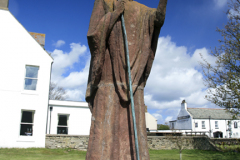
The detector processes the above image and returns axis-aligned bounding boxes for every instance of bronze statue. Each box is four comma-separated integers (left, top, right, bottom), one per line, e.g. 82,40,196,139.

86,0,167,159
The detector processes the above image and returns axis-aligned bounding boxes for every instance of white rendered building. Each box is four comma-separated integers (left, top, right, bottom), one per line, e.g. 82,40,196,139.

47,100,92,135
0,0,53,148
169,100,240,138
145,111,157,130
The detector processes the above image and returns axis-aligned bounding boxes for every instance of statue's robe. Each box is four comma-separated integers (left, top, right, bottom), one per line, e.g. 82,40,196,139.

86,0,165,159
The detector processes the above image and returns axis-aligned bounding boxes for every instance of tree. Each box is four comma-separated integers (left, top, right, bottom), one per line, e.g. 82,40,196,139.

167,130,184,160
200,0,240,118
49,82,68,100
157,124,170,130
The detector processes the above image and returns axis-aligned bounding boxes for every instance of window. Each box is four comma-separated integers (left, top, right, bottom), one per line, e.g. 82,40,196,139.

215,121,218,129
195,122,198,128
57,115,69,134
234,122,238,128
20,111,34,136
228,121,231,128
24,66,39,90
202,121,205,129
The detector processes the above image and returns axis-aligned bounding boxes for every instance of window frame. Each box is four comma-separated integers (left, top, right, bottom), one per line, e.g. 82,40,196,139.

57,114,69,135
195,122,198,128
234,122,238,128
24,65,39,91
20,110,35,136
202,121,205,129
228,121,232,128
215,121,219,129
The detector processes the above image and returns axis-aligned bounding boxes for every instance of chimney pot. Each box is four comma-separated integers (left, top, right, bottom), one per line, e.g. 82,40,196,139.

181,100,187,110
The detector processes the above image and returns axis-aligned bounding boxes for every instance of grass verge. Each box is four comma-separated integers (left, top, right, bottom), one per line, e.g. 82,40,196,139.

0,148,240,160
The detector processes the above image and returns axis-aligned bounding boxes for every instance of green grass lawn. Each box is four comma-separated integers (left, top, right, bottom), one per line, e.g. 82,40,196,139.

216,144,240,152
0,148,240,160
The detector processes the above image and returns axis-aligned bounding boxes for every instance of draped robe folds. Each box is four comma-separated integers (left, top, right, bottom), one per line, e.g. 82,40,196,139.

86,0,165,159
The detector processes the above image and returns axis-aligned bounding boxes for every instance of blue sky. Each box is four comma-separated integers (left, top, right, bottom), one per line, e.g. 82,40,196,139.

9,0,229,124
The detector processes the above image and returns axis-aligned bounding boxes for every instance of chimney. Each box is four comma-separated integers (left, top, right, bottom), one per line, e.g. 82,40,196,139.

29,32,45,48
0,0,9,10
181,100,187,110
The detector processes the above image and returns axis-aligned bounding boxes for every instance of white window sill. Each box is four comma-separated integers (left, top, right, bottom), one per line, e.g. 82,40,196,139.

21,90,39,95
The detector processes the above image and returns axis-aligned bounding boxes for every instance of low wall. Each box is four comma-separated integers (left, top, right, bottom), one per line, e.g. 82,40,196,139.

210,138,240,145
46,135,218,151
148,136,218,151
46,135,89,151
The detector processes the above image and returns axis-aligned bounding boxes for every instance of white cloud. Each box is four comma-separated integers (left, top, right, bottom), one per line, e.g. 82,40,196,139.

66,89,86,101
53,40,66,48
213,0,227,8
152,113,163,123
50,42,89,101
228,8,240,18
165,116,173,123
49,36,218,123
145,36,217,122
51,43,87,81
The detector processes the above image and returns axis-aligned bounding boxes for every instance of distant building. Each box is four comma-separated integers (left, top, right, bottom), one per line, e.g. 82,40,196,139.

145,106,157,130
169,100,240,138
0,0,53,148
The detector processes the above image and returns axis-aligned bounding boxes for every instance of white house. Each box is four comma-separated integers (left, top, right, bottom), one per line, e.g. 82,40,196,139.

0,0,53,148
47,100,92,135
169,100,240,138
145,106,157,130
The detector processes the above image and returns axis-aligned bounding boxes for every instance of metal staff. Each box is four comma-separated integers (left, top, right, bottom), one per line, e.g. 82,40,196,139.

118,0,140,159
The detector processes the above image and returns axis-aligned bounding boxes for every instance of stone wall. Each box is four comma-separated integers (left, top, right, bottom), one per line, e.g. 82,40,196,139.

46,135,89,151
45,135,218,151
147,136,218,151
210,138,240,145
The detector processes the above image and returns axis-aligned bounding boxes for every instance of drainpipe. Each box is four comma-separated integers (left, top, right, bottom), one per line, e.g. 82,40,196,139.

45,61,53,134
49,106,53,134
209,116,211,138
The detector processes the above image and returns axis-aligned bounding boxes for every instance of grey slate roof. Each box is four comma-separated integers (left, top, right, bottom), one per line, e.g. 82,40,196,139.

187,108,240,120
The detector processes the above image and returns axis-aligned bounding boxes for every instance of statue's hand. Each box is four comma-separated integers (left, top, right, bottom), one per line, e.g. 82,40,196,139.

155,0,167,27
115,0,126,15
157,0,167,13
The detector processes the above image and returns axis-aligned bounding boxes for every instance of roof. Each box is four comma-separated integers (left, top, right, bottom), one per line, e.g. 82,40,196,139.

49,100,88,108
29,32,45,47
187,108,240,120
